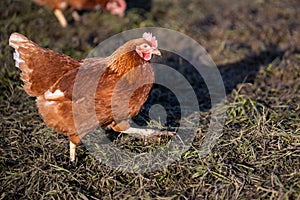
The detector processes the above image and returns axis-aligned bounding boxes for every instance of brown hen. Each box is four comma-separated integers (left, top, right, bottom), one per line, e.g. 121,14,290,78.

33,0,126,27
9,32,169,162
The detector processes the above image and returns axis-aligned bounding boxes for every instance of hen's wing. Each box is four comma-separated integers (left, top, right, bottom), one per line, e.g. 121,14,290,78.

46,57,107,100
37,58,108,138
9,33,82,96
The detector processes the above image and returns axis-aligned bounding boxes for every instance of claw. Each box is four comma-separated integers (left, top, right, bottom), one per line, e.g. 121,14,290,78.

69,141,76,162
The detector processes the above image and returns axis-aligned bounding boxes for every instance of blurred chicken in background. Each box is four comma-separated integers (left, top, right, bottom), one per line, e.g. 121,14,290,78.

33,0,126,27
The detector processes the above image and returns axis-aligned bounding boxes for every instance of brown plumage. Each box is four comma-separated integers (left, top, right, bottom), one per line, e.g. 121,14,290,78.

9,32,162,161
33,0,126,27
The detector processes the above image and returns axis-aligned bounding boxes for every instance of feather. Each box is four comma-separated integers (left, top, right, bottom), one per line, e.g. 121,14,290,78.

9,33,82,96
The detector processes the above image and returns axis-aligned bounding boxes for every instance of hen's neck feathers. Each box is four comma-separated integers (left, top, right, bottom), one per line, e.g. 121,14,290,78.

107,38,148,75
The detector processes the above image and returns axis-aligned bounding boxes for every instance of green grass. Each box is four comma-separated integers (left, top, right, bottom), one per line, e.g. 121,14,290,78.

1,0,300,199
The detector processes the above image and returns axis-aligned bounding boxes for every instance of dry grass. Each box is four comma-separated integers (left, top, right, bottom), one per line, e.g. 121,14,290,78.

1,0,299,199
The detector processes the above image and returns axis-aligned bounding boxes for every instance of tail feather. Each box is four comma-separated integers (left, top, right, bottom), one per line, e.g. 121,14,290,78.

9,33,82,96
10,34,35,71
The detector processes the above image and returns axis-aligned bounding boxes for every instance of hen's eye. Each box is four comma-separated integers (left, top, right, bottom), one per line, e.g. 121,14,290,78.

142,44,150,49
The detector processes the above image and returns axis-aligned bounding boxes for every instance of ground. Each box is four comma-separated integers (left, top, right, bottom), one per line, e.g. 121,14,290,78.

0,0,300,199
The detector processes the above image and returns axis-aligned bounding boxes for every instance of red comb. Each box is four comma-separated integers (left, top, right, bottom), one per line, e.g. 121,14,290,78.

143,32,158,49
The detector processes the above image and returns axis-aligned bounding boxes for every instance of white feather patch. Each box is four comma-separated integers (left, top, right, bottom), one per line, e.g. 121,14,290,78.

9,33,34,49
44,89,65,100
9,34,24,49
13,50,24,68
37,97,55,106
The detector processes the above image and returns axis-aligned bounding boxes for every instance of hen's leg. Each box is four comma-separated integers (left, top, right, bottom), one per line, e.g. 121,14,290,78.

54,9,67,27
110,120,175,139
72,11,81,22
69,141,76,162
121,127,175,138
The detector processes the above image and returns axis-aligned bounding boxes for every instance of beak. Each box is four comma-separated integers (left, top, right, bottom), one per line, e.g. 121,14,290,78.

152,49,161,56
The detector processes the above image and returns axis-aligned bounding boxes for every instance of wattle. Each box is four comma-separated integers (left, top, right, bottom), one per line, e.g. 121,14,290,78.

143,53,152,61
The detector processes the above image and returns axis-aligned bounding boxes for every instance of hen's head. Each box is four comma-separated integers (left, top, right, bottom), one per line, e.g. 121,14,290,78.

135,32,161,61
105,0,126,17
108,32,161,74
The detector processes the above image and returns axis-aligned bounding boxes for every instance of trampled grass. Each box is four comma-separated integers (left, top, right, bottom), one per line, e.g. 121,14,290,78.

0,0,299,199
